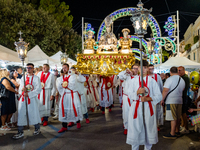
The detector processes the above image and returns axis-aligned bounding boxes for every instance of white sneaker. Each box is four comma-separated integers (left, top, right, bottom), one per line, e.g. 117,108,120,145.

53,115,58,120
180,127,189,134
12,132,24,139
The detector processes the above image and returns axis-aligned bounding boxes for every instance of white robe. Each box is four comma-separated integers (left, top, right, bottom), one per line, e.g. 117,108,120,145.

54,77,61,116
90,75,100,105
149,74,164,126
18,75,42,126
111,75,118,102
57,74,83,123
96,77,113,107
76,74,88,115
126,76,162,146
37,71,56,118
119,71,138,129
86,76,97,108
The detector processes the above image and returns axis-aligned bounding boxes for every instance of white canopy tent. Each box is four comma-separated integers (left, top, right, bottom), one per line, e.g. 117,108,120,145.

155,57,200,70
27,45,57,66
0,45,21,62
50,51,77,64
50,51,77,69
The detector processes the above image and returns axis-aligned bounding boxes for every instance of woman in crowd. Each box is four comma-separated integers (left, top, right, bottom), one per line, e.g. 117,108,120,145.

0,69,18,130
9,70,20,127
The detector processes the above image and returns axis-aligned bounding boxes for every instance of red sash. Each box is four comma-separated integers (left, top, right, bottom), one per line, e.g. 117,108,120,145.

91,81,97,102
61,75,78,118
39,72,50,105
85,76,91,93
19,75,34,105
133,76,154,119
63,75,71,87
152,74,158,82
123,93,131,107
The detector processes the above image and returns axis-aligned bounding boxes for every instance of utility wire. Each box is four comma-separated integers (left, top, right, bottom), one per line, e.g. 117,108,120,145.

164,0,171,15
180,14,191,24
72,20,82,29
115,17,125,34
180,11,200,15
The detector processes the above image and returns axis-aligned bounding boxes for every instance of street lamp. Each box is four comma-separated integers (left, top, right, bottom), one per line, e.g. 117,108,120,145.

14,31,30,129
147,34,156,64
60,49,69,64
130,0,152,141
130,0,152,87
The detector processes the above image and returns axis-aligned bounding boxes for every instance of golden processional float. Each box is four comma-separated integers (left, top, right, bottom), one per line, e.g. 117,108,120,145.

74,15,135,76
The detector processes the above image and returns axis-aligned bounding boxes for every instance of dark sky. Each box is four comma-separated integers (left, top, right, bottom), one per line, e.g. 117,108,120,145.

63,0,200,40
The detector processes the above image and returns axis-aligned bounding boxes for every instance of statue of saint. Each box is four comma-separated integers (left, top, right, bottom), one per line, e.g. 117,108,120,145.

97,16,118,53
83,29,96,54
118,28,132,54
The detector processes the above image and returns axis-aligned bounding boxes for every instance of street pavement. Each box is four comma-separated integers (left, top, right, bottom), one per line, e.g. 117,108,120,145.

1,95,200,150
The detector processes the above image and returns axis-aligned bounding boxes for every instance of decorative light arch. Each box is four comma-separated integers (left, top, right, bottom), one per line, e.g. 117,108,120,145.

97,7,162,41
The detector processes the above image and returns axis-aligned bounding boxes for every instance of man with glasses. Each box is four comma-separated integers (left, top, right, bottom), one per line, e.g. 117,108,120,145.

148,64,164,131
118,63,139,135
37,64,56,126
178,66,190,134
13,63,42,139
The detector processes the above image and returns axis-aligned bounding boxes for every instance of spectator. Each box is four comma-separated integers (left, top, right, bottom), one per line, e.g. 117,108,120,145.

165,73,170,79
0,69,18,131
160,73,166,84
161,67,185,139
178,66,190,134
54,70,60,78
9,70,20,127
16,67,23,79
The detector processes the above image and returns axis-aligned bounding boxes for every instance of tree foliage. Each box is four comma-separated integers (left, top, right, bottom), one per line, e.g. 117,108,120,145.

0,2,63,55
194,35,199,44
184,44,191,51
40,0,73,28
0,1,82,59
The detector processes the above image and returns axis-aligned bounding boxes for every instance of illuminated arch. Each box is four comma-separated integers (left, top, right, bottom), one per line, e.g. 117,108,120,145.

97,7,162,41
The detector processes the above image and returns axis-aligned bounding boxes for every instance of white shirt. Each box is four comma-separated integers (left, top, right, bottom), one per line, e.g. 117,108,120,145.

164,75,185,104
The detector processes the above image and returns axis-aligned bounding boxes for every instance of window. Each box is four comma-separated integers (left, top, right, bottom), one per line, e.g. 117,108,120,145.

188,55,190,60
194,52,196,60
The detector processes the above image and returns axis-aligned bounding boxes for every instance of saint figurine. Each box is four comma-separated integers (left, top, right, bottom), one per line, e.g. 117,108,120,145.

119,28,132,54
97,16,118,53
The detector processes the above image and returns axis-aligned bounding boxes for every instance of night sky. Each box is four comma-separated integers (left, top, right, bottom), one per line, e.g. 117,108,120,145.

63,0,200,41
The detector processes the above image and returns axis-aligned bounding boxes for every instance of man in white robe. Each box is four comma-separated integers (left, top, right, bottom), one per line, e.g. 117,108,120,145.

71,67,90,124
148,64,163,131
96,75,113,114
118,63,139,135
110,75,118,106
13,63,42,139
37,64,56,126
126,60,162,150
57,63,83,133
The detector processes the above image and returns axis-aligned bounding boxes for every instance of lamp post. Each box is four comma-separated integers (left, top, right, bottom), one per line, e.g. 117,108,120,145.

14,31,30,129
130,0,152,141
60,49,69,64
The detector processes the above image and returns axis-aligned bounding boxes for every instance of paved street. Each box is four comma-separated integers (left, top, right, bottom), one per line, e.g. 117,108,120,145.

1,95,200,150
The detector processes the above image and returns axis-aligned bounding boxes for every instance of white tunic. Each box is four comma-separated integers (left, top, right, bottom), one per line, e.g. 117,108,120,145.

37,71,56,117
149,74,164,126
86,76,97,108
76,74,88,115
96,77,113,107
18,75,42,126
90,75,100,105
110,75,118,102
57,74,83,123
126,76,162,146
119,71,138,129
